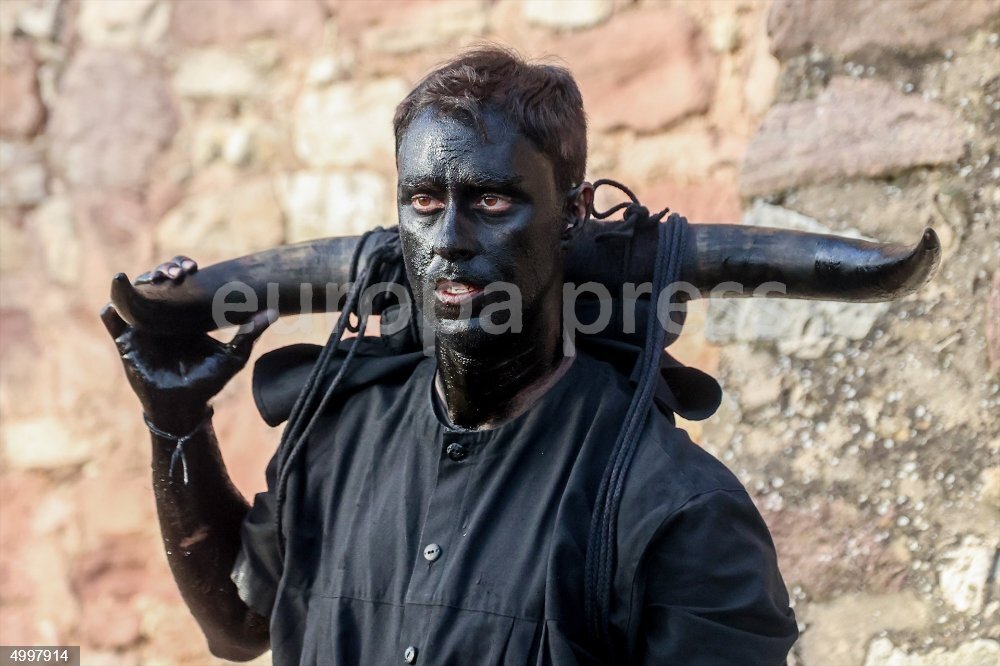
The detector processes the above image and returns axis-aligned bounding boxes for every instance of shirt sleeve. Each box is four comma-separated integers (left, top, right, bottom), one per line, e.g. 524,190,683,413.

230,454,282,618
634,488,798,665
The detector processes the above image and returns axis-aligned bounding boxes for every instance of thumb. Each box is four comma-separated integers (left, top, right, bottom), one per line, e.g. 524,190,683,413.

226,308,278,361
100,304,132,352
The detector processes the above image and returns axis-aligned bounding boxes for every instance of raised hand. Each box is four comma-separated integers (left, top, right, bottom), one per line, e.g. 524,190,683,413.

101,262,276,432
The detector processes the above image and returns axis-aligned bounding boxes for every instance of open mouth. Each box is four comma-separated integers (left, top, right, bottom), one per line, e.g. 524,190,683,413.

435,279,485,306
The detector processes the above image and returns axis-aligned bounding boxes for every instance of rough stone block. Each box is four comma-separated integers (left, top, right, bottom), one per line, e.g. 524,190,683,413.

741,77,966,196
0,216,29,274
48,50,178,190
763,500,908,601
362,0,488,54
521,0,613,30
155,177,284,263
553,6,716,132
640,178,741,224
31,196,80,286
988,273,999,373
0,0,61,41
77,0,168,48
169,0,326,48
800,592,931,666
293,78,407,169
621,130,744,184
0,140,46,207
768,0,1000,60
279,170,390,243
0,37,45,138
2,417,91,469
937,536,996,614
864,638,1000,666
172,49,262,98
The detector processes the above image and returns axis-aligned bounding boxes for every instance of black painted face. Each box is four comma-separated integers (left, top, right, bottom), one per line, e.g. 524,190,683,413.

397,107,566,343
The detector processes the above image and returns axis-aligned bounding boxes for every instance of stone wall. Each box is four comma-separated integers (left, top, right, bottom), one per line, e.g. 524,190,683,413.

0,1,996,664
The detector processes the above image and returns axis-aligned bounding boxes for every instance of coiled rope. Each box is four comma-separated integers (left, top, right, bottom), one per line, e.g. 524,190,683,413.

583,180,688,654
273,227,413,554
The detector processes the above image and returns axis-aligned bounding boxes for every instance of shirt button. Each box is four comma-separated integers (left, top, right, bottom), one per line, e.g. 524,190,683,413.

423,543,441,562
404,646,417,663
446,442,467,461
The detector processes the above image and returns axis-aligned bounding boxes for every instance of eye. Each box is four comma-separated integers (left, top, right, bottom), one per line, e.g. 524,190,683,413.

476,194,512,213
411,194,444,214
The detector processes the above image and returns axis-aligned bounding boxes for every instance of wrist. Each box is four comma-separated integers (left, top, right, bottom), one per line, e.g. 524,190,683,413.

144,404,212,436
144,406,214,486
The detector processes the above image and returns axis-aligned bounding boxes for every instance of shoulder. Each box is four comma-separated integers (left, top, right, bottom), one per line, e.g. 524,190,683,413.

612,418,796,653
624,412,747,519
614,412,765,587
251,338,427,427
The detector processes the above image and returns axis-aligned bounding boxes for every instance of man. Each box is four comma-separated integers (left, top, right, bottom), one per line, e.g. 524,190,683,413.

102,48,798,664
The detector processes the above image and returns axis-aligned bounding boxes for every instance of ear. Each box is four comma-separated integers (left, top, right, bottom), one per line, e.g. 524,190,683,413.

561,181,593,247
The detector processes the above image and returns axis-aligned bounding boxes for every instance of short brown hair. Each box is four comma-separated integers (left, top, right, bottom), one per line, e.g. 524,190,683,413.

393,46,587,192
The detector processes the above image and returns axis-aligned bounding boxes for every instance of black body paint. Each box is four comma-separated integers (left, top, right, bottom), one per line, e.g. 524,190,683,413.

397,107,588,430
100,272,273,661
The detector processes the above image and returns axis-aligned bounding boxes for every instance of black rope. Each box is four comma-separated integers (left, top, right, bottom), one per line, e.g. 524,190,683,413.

582,181,687,655
590,178,669,242
274,228,407,554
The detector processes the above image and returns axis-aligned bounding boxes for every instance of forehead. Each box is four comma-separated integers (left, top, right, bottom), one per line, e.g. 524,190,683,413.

396,107,550,185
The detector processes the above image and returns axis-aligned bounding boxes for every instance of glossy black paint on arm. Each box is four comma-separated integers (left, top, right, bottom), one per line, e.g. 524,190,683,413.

148,422,271,661
100,276,275,659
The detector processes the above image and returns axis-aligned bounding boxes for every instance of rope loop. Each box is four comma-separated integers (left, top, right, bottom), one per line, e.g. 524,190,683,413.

590,178,670,242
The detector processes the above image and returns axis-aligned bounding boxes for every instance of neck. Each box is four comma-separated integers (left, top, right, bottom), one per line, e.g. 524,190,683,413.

434,301,566,430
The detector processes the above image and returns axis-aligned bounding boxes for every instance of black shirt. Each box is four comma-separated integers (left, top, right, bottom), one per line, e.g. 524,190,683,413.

231,341,797,665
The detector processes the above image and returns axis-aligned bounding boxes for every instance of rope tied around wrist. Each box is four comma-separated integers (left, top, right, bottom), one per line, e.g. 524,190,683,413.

143,407,215,485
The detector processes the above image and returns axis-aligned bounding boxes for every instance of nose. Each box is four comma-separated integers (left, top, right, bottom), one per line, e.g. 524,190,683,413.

433,203,478,262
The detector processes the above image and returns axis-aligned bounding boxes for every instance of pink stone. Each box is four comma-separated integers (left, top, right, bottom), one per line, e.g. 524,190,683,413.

0,38,45,138
640,178,741,224
79,597,142,649
988,273,1000,373
48,50,178,190
762,500,908,599
169,0,326,48
553,6,717,132
768,0,1000,60
741,77,965,196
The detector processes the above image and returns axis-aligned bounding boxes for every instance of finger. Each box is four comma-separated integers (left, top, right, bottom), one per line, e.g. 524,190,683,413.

154,261,184,281
227,309,278,360
134,272,155,285
148,268,168,283
172,256,198,274
100,303,130,341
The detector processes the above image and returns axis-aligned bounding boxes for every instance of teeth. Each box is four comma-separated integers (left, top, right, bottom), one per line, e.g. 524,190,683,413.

445,285,473,295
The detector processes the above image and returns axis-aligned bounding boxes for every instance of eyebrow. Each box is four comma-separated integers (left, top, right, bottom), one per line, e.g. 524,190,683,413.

399,171,524,190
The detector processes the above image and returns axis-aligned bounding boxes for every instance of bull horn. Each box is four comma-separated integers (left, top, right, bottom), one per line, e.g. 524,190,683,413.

564,218,941,303
109,234,380,334
110,222,940,333
680,224,942,302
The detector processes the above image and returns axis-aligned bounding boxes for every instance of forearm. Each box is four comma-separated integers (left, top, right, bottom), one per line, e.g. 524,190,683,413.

148,411,269,660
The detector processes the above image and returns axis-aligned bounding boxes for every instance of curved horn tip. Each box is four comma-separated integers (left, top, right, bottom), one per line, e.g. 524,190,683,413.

903,227,942,295
110,272,134,299
109,272,142,322
920,227,941,252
